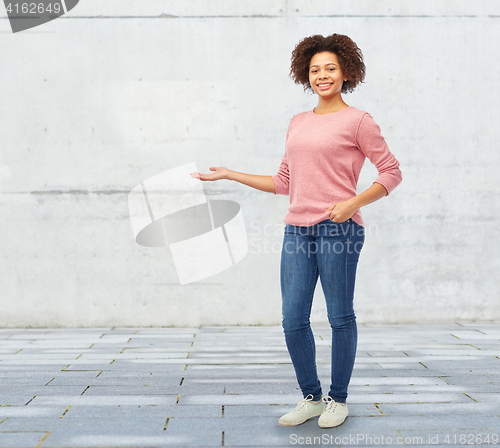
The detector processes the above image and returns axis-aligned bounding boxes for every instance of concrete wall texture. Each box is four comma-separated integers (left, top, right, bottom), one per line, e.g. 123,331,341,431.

1,1,499,327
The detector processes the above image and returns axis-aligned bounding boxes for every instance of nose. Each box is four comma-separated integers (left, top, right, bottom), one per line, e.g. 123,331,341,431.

318,69,329,79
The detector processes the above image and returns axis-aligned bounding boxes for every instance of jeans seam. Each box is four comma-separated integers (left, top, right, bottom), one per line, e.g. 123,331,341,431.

305,263,317,361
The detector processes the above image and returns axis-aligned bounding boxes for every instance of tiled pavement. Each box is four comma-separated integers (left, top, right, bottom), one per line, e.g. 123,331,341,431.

0,324,499,448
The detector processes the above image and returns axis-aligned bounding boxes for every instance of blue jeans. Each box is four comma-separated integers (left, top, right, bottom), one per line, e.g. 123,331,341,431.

280,217,365,403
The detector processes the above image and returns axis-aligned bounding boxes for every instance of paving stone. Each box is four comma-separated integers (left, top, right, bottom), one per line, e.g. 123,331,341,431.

120,345,193,352
0,386,87,396
80,384,182,396
219,382,300,395
62,404,221,419
182,366,296,380
179,393,298,406
377,402,500,416
96,367,187,378
349,377,443,386
464,392,500,403
28,394,179,406
0,406,67,418
0,376,56,386
34,420,223,447
350,369,446,378
0,431,48,448
0,371,100,378
48,375,184,387
60,363,185,371
0,361,72,368
0,395,36,405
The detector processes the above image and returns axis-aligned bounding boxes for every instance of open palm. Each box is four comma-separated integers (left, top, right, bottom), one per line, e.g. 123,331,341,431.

190,166,229,182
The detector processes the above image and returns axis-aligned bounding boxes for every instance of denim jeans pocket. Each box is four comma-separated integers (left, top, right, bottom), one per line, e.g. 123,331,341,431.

315,218,353,238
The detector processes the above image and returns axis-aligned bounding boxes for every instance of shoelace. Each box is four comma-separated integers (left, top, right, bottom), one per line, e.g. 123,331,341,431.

322,396,339,413
293,393,318,411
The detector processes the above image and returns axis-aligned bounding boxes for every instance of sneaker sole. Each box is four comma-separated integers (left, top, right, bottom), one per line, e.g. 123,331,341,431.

318,414,348,428
278,412,323,427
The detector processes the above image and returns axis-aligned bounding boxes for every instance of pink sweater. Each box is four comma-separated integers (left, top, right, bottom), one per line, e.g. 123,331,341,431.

271,106,402,228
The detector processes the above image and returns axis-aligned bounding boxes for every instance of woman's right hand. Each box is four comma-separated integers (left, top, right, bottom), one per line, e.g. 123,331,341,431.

190,167,230,182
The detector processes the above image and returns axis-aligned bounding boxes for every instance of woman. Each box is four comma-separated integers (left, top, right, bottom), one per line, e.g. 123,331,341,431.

190,33,402,428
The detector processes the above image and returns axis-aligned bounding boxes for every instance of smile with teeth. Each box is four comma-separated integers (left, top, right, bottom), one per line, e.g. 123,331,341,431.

317,82,333,89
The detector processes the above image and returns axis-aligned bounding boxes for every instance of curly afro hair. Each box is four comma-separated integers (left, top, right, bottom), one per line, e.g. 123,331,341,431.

290,34,366,94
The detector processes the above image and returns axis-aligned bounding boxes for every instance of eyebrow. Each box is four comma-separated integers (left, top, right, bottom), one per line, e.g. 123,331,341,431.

310,63,338,68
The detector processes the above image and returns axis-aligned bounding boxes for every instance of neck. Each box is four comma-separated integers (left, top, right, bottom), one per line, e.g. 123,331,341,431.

314,95,349,114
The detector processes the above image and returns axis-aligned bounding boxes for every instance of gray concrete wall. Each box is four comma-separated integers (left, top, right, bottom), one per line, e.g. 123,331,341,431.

1,1,498,327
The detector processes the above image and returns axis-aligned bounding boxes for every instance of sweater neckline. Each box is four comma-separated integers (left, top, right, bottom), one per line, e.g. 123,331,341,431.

311,106,352,116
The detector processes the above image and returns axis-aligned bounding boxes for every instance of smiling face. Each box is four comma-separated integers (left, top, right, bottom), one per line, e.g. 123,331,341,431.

309,52,347,98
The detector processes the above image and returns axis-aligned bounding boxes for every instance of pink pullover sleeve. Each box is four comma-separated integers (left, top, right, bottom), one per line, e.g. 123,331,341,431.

355,113,402,196
271,118,294,196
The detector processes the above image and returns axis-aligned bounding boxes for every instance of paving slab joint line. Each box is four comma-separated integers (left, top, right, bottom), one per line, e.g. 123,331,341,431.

163,417,171,431
373,403,385,415
0,431,50,448
463,392,478,402
35,431,51,448
60,406,71,418
394,429,407,445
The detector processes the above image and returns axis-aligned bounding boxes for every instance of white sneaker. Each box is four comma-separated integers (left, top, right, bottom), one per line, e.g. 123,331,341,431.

317,396,348,428
278,394,325,426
